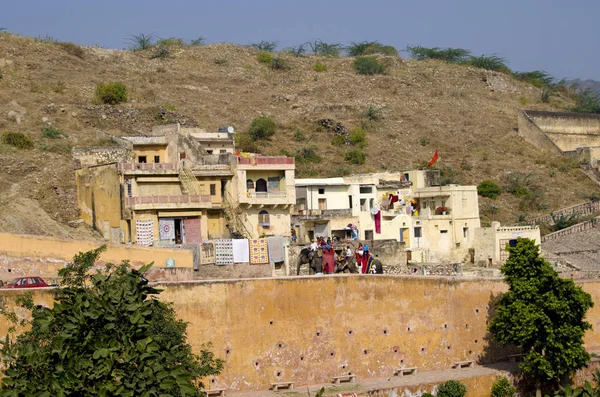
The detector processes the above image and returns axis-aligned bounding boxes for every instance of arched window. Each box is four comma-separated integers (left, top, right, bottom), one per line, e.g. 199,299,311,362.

255,178,267,192
258,210,270,226
246,179,254,190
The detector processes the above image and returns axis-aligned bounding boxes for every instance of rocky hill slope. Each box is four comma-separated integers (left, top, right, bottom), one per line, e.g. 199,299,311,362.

0,33,597,238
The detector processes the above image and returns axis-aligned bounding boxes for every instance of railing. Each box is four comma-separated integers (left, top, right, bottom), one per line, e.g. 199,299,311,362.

125,195,211,206
118,162,177,171
247,191,288,198
295,209,352,217
237,156,295,165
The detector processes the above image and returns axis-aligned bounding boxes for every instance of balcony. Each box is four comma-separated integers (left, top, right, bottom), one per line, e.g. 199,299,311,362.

236,156,295,170
125,195,214,210
239,191,294,206
118,162,178,174
293,208,353,220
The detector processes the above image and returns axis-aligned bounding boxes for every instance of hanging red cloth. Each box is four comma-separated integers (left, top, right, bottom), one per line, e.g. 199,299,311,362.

427,150,439,167
375,211,381,234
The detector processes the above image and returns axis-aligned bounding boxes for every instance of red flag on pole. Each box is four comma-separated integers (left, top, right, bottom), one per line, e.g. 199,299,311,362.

427,150,439,167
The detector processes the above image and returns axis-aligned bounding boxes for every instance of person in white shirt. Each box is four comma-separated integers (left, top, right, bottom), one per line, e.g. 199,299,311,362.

310,239,318,252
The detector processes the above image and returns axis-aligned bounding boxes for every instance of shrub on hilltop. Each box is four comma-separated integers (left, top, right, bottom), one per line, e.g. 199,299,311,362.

95,82,128,105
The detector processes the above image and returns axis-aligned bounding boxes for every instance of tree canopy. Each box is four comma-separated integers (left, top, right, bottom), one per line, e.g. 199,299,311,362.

0,246,224,397
488,238,593,389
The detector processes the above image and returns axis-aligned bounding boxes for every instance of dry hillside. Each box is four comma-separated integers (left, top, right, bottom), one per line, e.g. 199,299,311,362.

0,33,597,238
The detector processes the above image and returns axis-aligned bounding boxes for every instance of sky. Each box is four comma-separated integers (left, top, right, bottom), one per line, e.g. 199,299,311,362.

2,0,599,80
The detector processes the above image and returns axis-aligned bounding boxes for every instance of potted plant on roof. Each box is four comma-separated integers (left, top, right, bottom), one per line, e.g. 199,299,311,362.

435,206,450,215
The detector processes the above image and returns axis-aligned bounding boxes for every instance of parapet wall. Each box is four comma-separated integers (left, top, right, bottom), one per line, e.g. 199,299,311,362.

2,276,600,392
519,110,600,153
0,232,193,282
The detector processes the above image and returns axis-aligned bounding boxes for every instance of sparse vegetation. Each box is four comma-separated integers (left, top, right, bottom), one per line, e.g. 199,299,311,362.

249,115,276,141
353,56,387,75
491,376,516,397
41,126,68,139
164,103,177,112
126,33,155,51
477,180,502,199
551,213,581,232
406,46,471,63
313,62,327,72
540,86,560,103
149,46,171,59
420,137,430,146
295,146,322,163
1,131,34,149
256,51,273,64
214,58,227,65
56,42,85,59
36,34,58,43
467,54,510,73
293,129,305,142
360,105,387,121
284,44,306,57
270,57,289,70
95,82,128,105
308,40,343,57
513,70,554,88
344,149,366,165
189,36,205,46
570,88,600,114
436,380,467,397
249,40,277,52
234,132,259,153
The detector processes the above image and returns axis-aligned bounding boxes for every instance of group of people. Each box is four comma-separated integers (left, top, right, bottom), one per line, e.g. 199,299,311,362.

309,237,383,274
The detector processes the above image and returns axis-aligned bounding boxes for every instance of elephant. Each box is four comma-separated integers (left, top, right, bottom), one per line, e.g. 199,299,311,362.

296,248,323,275
334,255,359,274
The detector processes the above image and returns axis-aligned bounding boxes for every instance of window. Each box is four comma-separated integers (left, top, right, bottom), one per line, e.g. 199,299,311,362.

509,239,518,247
318,188,325,194
126,179,133,198
220,149,227,153
364,230,374,240
348,195,353,209
138,156,147,163
179,152,186,160
463,227,469,239
255,178,267,192
440,230,448,234
359,186,372,194
154,155,160,163
246,179,254,190
414,227,422,238
360,198,367,211
259,210,270,227
318,198,327,210
206,150,214,154
210,184,216,196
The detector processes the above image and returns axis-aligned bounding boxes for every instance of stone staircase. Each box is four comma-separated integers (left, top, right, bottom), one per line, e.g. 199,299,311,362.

178,162,202,195
223,192,252,239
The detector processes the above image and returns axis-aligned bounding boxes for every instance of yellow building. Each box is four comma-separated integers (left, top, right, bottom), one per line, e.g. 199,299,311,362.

293,170,481,263
74,124,295,245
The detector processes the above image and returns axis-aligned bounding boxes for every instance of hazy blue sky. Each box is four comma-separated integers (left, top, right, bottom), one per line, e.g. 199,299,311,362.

2,0,598,80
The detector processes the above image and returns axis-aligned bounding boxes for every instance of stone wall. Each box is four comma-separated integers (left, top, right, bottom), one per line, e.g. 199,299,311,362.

3,277,600,392
527,201,600,226
541,218,600,243
517,110,563,154
72,146,133,169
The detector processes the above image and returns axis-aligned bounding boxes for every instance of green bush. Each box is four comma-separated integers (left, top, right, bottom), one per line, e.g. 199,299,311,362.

349,128,367,148
126,33,155,51
1,131,34,149
293,129,305,142
155,37,185,47
308,40,343,56
353,56,387,75
513,70,554,88
256,51,273,64
95,82,128,105
189,36,205,46
477,180,502,199
512,185,531,199
491,376,516,397
570,88,600,114
284,44,306,57
344,149,366,165
465,55,511,73
360,105,387,121
436,380,467,397
249,115,276,141
331,135,346,146
407,46,471,63
41,126,68,139
348,41,398,56
313,62,327,72
270,57,289,70
149,46,171,59
295,146,322,163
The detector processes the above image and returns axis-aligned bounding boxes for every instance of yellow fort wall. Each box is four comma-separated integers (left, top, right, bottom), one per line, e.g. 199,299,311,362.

2,276,599,392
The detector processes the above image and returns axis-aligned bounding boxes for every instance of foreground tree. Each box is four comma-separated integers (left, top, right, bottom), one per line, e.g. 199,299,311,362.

0,246,223,396
488,238,593,396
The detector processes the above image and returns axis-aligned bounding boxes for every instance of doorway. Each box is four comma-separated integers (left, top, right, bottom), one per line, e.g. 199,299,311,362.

174,219,185,244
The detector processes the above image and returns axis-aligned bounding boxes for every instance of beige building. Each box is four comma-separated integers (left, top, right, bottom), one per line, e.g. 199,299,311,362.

473,221,541,266
74,124,295,245
293,170,481,263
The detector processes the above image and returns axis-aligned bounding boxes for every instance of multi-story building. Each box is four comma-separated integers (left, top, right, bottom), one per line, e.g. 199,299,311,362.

293,170,481,263
73,124,295,245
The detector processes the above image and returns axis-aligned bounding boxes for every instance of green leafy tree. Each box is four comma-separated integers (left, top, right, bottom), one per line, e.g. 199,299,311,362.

436,380,467,397
0,246,224,397
477,180,502,199
488,238,593,396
